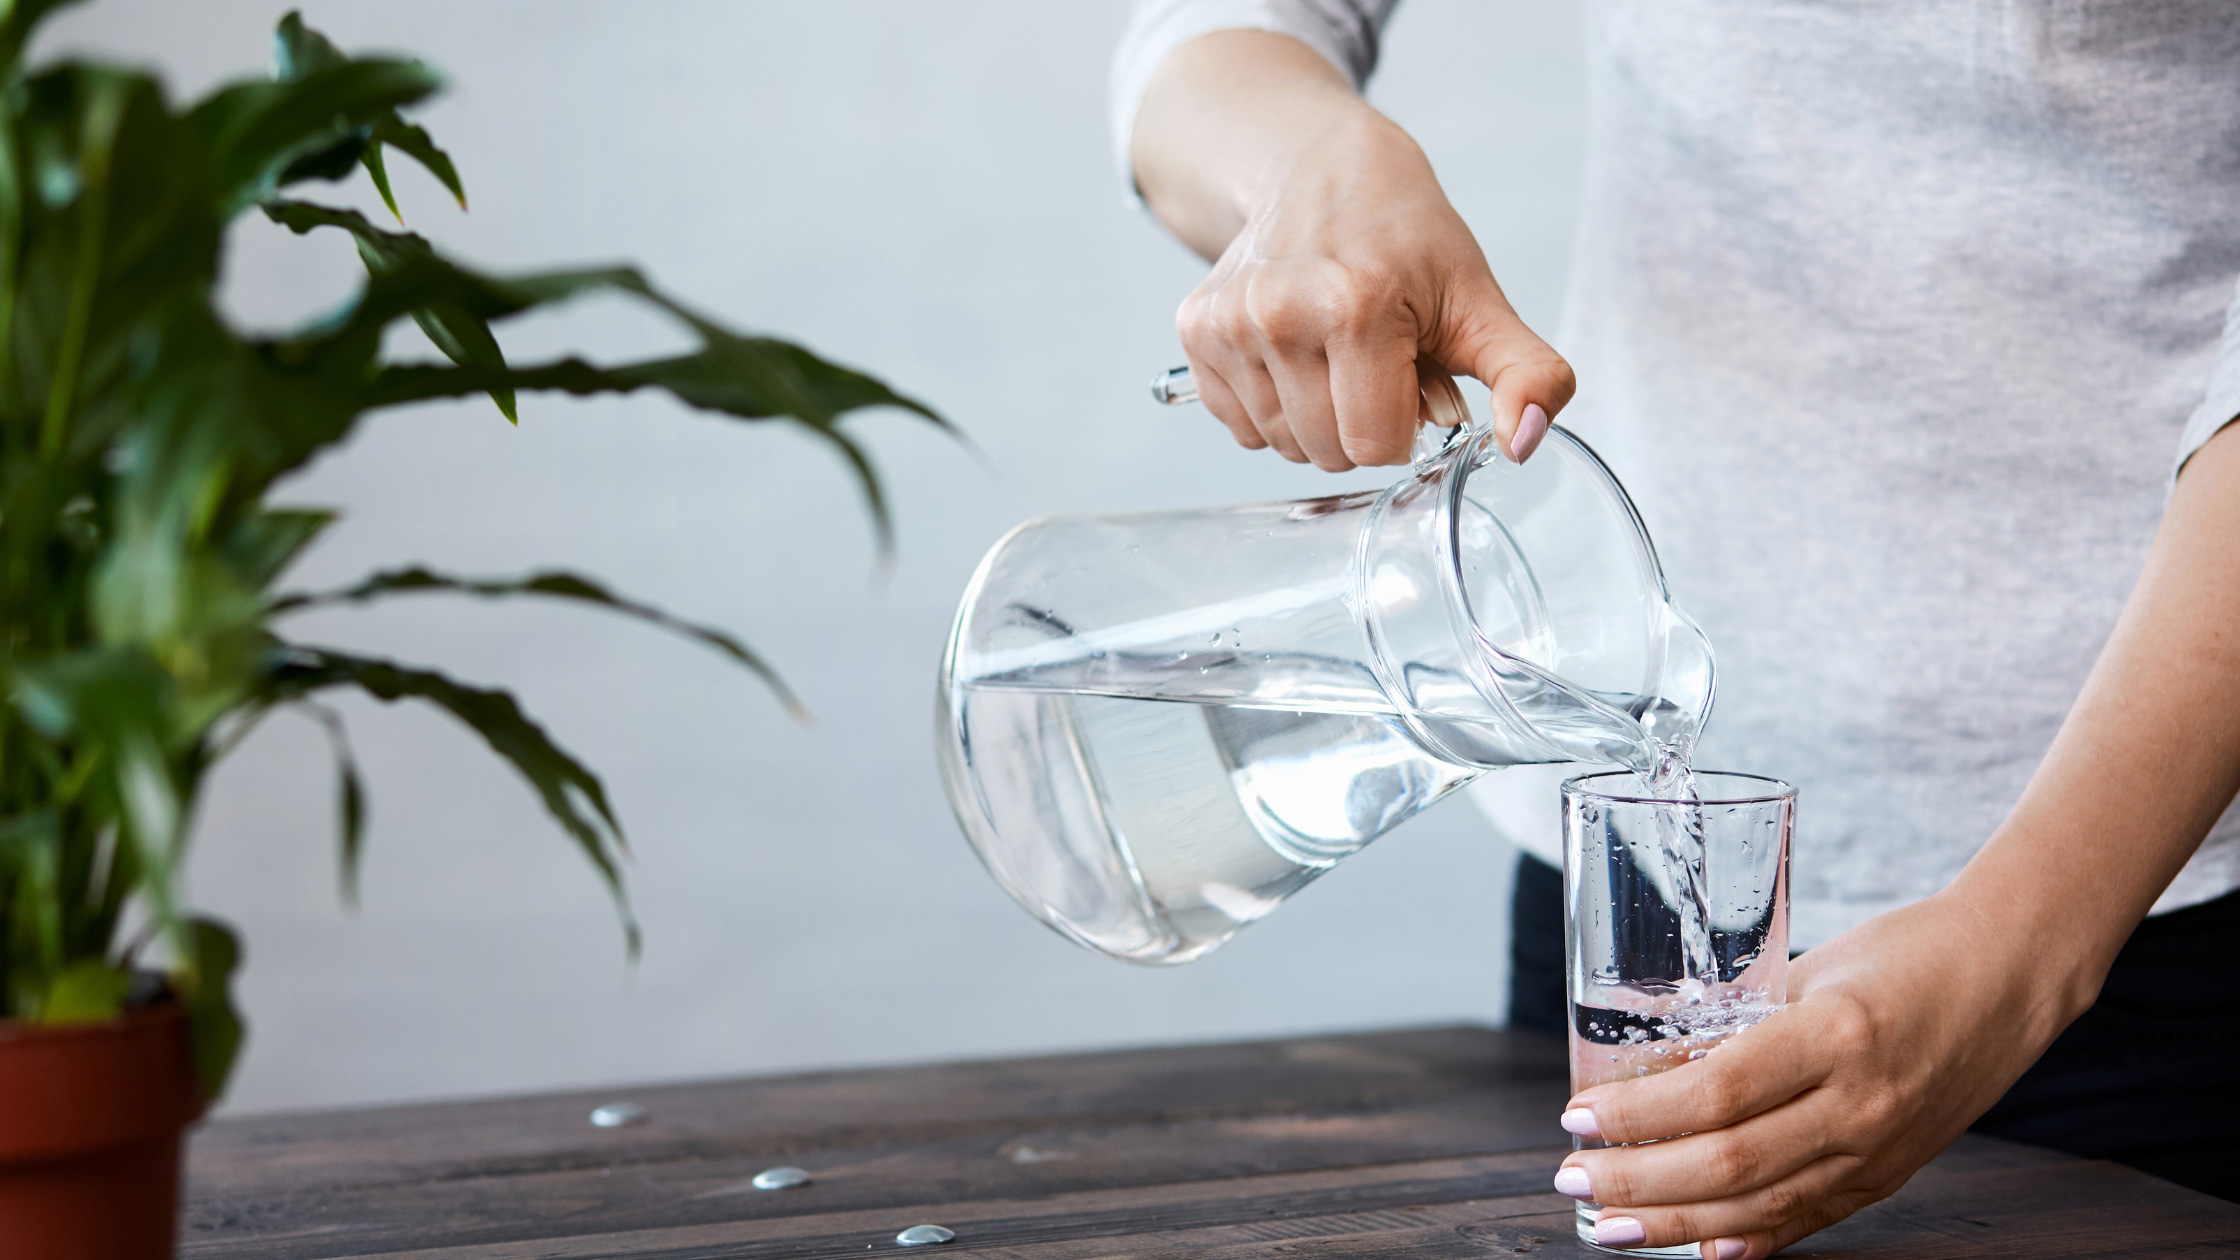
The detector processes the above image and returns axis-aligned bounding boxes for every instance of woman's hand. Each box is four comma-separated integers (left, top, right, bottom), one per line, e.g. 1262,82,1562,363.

1133,31,1573,470
1553,423,2240,1256
1554,892,2085,1258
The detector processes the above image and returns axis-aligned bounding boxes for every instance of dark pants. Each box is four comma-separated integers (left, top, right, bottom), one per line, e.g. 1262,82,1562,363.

1507,852,2240,1202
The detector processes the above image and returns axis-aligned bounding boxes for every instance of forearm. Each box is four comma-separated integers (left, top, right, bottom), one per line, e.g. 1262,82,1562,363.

1130,30,1393,260
1949,420,2240,1021
1127,27,1571,468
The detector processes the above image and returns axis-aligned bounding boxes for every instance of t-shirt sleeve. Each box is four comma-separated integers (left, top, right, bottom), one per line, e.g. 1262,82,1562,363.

2178,272,2240,473
1109,0,1399,202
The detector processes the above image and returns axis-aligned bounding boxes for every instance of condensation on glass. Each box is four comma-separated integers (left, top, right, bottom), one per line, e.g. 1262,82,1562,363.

1562,771,1794,1258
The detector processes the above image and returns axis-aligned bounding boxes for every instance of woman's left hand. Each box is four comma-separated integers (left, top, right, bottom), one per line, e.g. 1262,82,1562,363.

1554,415,2240,1258
1552,889,2087,1258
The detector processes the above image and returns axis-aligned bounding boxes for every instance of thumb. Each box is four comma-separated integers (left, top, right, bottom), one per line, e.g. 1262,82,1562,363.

1431,273,1575,463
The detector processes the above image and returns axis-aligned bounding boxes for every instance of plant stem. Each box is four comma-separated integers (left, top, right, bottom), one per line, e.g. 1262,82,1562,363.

39,79,125,459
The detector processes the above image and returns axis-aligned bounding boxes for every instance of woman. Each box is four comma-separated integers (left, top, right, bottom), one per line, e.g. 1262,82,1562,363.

1112,1,2240,1253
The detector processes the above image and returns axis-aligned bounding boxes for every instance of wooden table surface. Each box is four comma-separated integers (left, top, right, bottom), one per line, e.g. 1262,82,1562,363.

184,1025,2240,1259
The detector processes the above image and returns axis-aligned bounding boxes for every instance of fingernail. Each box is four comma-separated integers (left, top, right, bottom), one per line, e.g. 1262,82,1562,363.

1553,1165,1593,1199
1714,1238,1748,1260
1560,1107,1601,1138
1511,403,1548,462
1594,1216,1647,1247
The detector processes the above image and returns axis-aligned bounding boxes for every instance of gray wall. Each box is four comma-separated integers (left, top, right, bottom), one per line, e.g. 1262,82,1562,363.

40,0,1585,1114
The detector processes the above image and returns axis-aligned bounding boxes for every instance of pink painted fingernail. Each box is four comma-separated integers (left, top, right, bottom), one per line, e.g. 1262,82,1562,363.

1594,1216,1647,1247
1714,1238,1748,1260
1560,1107,1601,1138
1511,403,1549,462
1553,1165,1593,1199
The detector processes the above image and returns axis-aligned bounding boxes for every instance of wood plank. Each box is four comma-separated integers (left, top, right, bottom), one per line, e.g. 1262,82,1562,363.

185,1095,1574,1257
190,1026,1564,1199
191,1151,1584,1260
183,1025,2240,1260
186,1146,2240,1260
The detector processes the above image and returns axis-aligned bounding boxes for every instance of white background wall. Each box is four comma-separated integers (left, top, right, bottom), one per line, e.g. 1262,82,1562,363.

40,0,1585,1115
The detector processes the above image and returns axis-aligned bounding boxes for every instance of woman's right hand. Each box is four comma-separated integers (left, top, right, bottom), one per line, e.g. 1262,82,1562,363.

1134,31,1574,471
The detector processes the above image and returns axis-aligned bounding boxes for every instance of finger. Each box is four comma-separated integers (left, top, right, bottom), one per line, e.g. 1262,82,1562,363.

1720,1206,1856,1260
1481,340,1571,463
1237,267,1350,468
1583,1155,1872,1256
1206,347,1307,462
1183,355,1269,451
1263,349,1353,472
1434,273,1574,462
1326,333,1420,466
1230,360,1310,463
1179,286,1297,459
1563,1086,1839,1208
1567,1012,1827,1145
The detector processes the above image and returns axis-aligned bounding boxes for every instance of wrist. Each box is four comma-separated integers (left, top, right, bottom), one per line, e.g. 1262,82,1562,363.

1234,102,1416,223
1937,858,2118,1033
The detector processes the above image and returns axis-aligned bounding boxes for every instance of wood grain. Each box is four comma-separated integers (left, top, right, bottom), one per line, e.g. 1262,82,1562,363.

182,1025,2240,1259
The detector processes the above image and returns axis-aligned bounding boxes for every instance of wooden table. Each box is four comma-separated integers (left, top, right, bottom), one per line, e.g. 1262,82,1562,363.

185,1025,2240,1258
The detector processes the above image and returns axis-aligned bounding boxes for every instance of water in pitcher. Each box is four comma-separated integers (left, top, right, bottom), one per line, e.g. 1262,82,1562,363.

942,645,1698,965
939,419,1720,969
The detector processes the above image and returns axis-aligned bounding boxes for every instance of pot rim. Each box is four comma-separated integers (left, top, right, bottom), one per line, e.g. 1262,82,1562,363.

0,997,204,1165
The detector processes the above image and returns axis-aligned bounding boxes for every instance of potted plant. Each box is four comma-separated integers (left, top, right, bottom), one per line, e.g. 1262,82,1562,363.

0,3,940,1252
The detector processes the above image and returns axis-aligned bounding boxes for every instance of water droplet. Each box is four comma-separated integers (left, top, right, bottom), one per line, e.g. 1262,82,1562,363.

896,1225,956,1246
589,1103,647,1128
752,1166,811,1190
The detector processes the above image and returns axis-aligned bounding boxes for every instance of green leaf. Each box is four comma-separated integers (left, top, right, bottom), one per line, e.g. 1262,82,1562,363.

0,810,65,1013
258,251,944,548
222,508,335,589
5,652,198,1004
275,131,366,186
181,917,244,1101
273,12,465,216
9,647,174,743
0,0,88,72
12,66,222,435
265,201,512,419
189,59,442,216
366,116,465,214
37,958,132,1022
260,648,639,956
369,352,924,547
299,703,366,903
273,565,804,717
272,9,346,78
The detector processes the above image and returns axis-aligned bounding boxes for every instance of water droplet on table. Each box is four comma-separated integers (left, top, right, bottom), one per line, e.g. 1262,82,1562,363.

896,1225,955,1246
588,1103,647,1128
752,1166,811,1190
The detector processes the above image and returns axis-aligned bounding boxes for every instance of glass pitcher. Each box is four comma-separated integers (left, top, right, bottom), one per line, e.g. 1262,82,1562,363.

935,369,1714,964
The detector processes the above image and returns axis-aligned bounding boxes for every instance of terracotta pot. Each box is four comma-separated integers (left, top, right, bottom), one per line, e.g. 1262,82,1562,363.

0,1002,204,1259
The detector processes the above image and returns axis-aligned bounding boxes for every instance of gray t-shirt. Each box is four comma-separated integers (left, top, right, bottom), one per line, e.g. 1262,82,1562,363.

1114,0,2240,946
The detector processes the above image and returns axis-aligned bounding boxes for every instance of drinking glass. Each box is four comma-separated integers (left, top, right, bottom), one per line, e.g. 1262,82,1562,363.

1562,771,1794,1257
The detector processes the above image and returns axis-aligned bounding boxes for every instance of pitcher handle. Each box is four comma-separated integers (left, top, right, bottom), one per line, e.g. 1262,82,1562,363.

1151,365,1475,470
